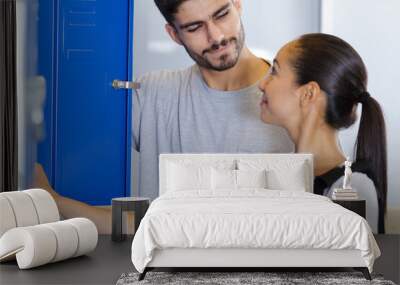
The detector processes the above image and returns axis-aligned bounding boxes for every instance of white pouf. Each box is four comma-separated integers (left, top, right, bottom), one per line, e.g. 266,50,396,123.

0,189,98,269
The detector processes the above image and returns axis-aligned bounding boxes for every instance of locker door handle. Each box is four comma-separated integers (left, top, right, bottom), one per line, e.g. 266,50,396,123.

112,80,140,90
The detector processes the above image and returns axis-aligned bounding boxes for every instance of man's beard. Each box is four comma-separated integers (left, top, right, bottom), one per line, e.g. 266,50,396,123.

182,22,245,72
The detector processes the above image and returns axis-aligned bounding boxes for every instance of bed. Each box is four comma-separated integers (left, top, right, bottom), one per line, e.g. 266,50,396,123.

131,154,380,281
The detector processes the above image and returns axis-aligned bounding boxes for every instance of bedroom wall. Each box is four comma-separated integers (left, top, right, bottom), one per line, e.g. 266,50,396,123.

131,0,399,232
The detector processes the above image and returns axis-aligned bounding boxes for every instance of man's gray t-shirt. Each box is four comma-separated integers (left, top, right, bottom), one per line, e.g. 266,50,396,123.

133,65,294,200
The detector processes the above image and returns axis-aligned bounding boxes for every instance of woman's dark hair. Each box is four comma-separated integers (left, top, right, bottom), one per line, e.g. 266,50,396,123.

154,0,188,25
292,33,387,233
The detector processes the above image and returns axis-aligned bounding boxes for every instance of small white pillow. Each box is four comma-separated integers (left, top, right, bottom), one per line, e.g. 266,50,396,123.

266,162,306,191
211,169,268,190
237,169,268,189
167,162,212,191
211,168,237,190
238,159,308,191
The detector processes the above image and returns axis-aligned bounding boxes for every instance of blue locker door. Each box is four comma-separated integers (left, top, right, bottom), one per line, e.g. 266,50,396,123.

39,0,133,205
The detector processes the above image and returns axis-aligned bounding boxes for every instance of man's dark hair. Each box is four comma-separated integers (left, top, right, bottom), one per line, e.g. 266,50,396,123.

154,0,188,25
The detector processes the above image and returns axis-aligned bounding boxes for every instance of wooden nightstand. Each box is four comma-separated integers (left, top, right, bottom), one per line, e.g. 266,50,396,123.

111,197,150,242
332,199,366,218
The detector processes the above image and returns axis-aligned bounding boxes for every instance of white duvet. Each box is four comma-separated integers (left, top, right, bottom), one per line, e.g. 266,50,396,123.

131,189,380,273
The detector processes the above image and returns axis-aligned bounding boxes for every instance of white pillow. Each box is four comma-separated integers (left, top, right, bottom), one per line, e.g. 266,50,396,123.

211,168,236,190
211,169,268,190
267,166,306,191
237,169,268,189
165,159,236,192
166,162,212,191
238,159,307,191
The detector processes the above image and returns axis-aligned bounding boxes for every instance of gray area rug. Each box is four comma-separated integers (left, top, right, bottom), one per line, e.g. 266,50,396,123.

116,271,396,285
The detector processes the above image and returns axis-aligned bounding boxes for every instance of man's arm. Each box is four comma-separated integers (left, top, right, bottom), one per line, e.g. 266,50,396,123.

34,163,134,234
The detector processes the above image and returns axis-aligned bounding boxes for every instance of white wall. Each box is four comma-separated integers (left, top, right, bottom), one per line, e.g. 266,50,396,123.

321,0,400,210
241,0,320,62
131,0,399,231
133,0,192,76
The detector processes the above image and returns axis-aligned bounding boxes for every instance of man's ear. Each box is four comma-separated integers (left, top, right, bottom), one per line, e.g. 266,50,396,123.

299,81,322,107
165,23,183,46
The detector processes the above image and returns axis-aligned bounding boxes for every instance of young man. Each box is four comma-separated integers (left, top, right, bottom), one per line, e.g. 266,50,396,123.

36,0,293,233
135,0,293,199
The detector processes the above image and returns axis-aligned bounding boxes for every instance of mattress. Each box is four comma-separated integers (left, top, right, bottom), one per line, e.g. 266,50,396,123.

131,189,380,273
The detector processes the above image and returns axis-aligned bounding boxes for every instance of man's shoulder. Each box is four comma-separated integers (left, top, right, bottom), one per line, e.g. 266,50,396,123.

134,65,197,106
137,65,195,87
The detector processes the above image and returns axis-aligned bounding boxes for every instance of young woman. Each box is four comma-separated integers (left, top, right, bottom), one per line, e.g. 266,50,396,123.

259,33,387,233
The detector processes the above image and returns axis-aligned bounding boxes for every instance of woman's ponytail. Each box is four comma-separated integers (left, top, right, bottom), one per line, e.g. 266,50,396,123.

355,94,387,233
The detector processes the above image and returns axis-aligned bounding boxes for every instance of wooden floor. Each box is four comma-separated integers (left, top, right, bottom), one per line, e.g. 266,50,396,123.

0,236,134,285
0,235,398,285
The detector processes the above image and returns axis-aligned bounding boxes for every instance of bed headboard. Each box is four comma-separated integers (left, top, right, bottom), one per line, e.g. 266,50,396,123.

159,153,314,196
